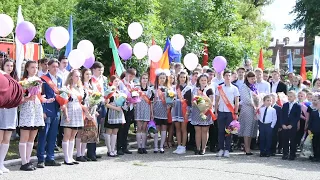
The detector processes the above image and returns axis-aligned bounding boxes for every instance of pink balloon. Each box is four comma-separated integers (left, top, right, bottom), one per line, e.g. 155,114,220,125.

212,56,227,73
45,27,55,47
83,54,95,68
15,21,36,45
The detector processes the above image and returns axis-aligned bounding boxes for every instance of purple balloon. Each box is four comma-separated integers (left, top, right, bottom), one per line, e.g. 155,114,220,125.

15,21,36,45
45,27,55,47
118,43,132,60
212,56,227,73
83,55,95,68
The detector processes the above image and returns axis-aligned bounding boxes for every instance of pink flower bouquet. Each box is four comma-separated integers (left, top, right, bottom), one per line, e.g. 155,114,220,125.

225,120,240,136
19,77,43,96
127,88,141,104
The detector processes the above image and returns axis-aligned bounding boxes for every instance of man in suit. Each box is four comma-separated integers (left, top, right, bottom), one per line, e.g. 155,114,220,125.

37,59,62,168
281,91,301,160
270,93,282,156
270,70,287,95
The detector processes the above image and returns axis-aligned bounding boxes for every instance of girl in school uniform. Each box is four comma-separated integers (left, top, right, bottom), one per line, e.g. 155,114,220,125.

61,70,89,165
135,73,154,154
104,75,125,157
191,74,214,155
0,60,18,173
172,70,192,154
19,61,54,171
153,70,171,153
166,71,176,148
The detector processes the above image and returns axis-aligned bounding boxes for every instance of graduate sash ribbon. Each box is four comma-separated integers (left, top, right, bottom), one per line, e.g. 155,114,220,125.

41,75,68,106
217,85,237,120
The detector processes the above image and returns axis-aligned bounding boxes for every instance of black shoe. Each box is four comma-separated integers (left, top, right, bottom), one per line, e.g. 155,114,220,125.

76,156,87,162
84,156,91,161
246,152,253,156
270,153,276,156
160,149,165,154
289,156,295,161
20,163,34,171
265,154,270,157
64,161,74,165
199,150,205,155
194,150,200,155
277,150,282,154
28,162,37,170
138,148,143,154
282,155,288,160
45,160,62,166
142,148,148,154
37,162,45,168
96,155,102,159
260,153,265,157
154,150,158,154
117,150,124,155
90,157,97,161
72,161,79,165
123,149,132,154
107,152,111,157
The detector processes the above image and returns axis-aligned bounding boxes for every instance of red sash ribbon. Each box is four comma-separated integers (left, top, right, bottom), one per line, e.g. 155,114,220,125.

139,90,151,105
217,85,237,120
41,75,68,106
91,77,102,93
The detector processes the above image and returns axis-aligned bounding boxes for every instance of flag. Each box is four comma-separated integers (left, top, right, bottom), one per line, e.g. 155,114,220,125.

312,36,320,82
164,37,181,63
109,30,120,77
287,50,293,73
65,15,73,71
150,38,159,84
159,47,170,70
202,42,208,66
300,51,307,81
258,48,264,70
15,5,24,79
109,32,125,77
275,49,280,70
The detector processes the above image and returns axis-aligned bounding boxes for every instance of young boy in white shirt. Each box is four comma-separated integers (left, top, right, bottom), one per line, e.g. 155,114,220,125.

259,95,277,157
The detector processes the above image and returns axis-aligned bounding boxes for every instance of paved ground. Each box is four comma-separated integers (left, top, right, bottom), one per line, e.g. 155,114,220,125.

1,148,320,180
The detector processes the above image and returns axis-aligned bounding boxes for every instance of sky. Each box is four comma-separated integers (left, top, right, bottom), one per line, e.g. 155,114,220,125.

262,0,303,41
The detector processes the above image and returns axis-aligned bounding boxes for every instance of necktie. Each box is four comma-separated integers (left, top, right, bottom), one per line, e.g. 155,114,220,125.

262,107,268,123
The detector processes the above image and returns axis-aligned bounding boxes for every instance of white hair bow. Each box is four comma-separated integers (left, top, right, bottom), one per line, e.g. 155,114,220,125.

155,68,171,76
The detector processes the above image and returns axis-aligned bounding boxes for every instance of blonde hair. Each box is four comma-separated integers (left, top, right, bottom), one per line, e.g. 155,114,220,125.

65,69,83,88
287,90,297,97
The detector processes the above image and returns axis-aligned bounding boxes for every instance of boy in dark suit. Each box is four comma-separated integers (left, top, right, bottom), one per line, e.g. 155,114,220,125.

270,93,282,156
270,70,287,95
308,95,320,161
281,91,301,160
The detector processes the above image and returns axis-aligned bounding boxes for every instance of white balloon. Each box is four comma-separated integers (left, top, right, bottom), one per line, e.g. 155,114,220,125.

171,34,185,51
148,45,163,62
77,40,94,59
133,42,148,59
128,22,143,40
50,26,69,49
0,14,14,37
184,53,199,71
68,49,86,69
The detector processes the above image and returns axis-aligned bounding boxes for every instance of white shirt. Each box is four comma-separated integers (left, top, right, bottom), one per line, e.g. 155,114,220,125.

271,80,280,93
259,106,277,128
92,75,105,96
255,80,271,94
48,72,58,85
57,68,69,85
211,77,225,92
234,79,244,89
216,84,240,112
38,70,48,77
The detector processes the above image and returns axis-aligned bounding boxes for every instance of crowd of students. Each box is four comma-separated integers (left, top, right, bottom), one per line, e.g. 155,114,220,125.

0,52,320,175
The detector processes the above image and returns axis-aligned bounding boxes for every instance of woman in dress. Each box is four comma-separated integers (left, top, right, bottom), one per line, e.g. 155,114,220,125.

76,68,98,162
172,70,192,154
191,74,214,155
238,71,258,155
135,73,154,154
104,75,125,157
0,59,18,174
153,70,171,153
61,69,89,165
19,61,54,171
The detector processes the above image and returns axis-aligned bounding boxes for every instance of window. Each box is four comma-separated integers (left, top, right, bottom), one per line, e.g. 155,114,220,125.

286,49,291,55
295,49,301,55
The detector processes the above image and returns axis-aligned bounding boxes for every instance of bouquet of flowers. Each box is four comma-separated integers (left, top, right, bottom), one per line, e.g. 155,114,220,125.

225,120,240,136
192,95,211,120
127,87,141,104
19,77,43,95
165,89,175,104
88,92,102,117
115,93,127,107
56,87,69,106
147,120,157,135
104,86,116,99
300,132,313,158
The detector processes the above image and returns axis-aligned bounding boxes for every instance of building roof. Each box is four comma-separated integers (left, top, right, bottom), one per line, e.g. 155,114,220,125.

269,37,304,48
285,40,304,47
285,55,314,67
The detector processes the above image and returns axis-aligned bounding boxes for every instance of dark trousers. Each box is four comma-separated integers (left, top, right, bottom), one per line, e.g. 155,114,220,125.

282,127,297,157
57,116,64,147
87,143,97,158
209,120,219,150
278,130,283,152
259,122,273,154
271,126,279,154
117,109,134,151
186,122,195,149
296,120,305,147
217,112,233,151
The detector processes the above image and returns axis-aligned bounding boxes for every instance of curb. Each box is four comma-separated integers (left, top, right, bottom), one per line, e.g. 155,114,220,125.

4,139,154,167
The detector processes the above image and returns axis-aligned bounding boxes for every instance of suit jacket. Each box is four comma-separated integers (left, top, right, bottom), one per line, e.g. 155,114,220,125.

281,102,301,128
273,104,282,129
270,81,287,95
41,73,62,118
308,110,320,133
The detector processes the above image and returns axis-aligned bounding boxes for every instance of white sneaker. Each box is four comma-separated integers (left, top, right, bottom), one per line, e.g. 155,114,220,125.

0,169,3,175
177,146,186,154
0,166,9,173
216,150,224,157
224,150,230,158
173,146,181,154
